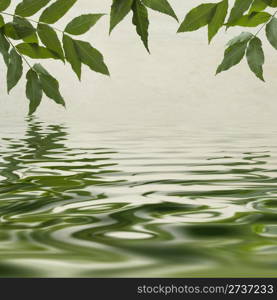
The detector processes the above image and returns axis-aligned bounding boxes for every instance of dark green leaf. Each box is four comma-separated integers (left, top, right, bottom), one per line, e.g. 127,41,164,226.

110,0,134,33
0,15,4,27
0,30,10,65
142,0,178,21
216,41,250,74
7,48,23,93
65,14,105,35
33,63,65,106
246,37,265,81
262,0,277,7
178,3,216,33
26,69,43,115
16,43,60,59
40,0,77,24
208,0,228,43
37,23,64,60
266,17,277,50
4,17,35,40
75,40,109,76
0,0,10,12
15,0,51,17
63,34,81,80
132,0,150,52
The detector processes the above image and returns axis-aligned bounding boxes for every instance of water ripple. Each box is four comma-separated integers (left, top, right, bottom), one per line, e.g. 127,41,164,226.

0,118,277,277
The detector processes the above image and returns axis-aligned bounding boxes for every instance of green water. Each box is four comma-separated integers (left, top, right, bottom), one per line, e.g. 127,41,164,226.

0,118,277,277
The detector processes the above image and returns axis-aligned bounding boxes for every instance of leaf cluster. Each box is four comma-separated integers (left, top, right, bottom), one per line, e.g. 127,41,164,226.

177,0,277,80
1,0,277,115
0,0,108,114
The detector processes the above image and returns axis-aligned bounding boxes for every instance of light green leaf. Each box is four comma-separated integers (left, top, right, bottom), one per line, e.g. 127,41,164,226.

132,0,150,52
15,0,51,17
227,0,254,25
216,41,249,74
63,34,81,80
110,0,134,33
246,37,265,81
228,12,271,27
26,69,43,115
65,14,105,35
249,0,267,13
142,0,178,21
208,0,228,43
226,32,253,46
75,40,109,75
178,3,216,33
266,17,277,50
0,30,10,65
37,23,64,60
40,0,77,24
23,32,39,44
33,63,65,106
7,48,23,93
16,43,60,59
0,0,10,12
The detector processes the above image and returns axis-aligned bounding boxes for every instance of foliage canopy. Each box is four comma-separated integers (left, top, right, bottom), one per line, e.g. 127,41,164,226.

0,0,277,114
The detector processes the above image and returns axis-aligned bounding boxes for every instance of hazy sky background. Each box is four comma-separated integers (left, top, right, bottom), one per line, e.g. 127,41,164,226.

0,0,277,130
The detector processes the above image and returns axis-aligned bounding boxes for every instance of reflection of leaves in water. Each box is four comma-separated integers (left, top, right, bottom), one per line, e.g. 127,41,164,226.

1,119,277,277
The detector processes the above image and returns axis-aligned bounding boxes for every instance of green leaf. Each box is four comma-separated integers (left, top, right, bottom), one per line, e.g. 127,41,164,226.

63,34,81,80
142,0,178,21
15,0,51,17
132,0,150,52
208,0,228,43
262,0,277,7
226,32,253,46
227,0,254,25
266,17,277,50
33,63,65,106
16,43,60,59
40,0,77,24
4,17,35,40
37,23,64,60
228,12,271,27
0,30,10,65
249,0,267,13
23,32,39,44
26,69,43,115
216,40,250,74
110,0,134,33
65,14,105,35
178,3,216,33
0,0,10,12
0,15,4,27
246,37,265,81
75,40,109,76
7,48,23,93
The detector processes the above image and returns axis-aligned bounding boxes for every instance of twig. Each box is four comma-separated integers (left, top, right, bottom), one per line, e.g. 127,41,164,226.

0,11,65,34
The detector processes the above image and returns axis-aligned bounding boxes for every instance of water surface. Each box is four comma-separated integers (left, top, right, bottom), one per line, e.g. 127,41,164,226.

0,118,277,277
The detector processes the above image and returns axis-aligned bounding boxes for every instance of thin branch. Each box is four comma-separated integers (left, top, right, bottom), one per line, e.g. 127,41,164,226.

5,36,33,70
254,9,277,38
0,11,65,34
